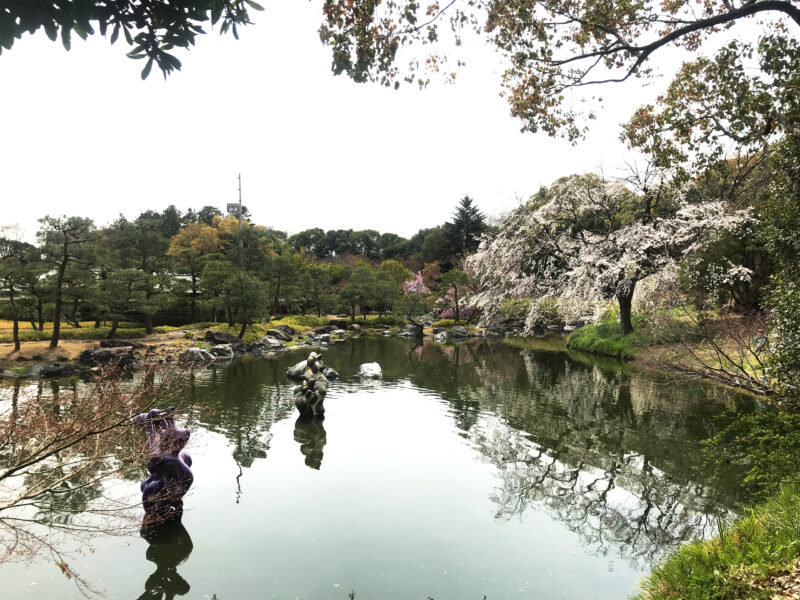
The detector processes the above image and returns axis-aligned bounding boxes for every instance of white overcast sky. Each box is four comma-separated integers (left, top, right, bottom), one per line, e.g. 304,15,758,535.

0,0,706,241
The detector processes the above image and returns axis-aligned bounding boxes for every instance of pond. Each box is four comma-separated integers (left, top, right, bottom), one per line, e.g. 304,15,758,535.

1,336,751,599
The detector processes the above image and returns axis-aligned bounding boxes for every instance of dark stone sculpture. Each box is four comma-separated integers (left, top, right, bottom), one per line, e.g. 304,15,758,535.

134,407,193,521
292,352,329,418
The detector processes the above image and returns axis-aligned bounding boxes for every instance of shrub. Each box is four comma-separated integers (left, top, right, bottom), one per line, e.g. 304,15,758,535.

536,298,561,322
432,319,457,328
566,318,651,359
498,298,532,320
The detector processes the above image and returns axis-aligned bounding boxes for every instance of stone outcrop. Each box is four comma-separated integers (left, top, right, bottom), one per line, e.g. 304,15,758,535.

79,346,135,368
209,344,235,360
266,328,292,342
100,339,145,349
178,347,214,362
203,330,244,348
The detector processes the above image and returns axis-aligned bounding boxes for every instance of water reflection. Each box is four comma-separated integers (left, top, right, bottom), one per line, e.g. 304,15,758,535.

137,519,193,600
293,416,327,470
7,336,752,577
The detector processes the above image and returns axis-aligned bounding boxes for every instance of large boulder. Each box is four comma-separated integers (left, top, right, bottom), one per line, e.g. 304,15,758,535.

204,330,244,348
452,325,470,338
322,366,339,380
259,336,286,350
79,346,134,368
318,333,331,343
347,323,361,333
357,363,382,379
267,328,292,342
40,363,77,378
99,339,145,349
433,330,451,344
209,344,235,360
276,324,297,336
179,347,214,362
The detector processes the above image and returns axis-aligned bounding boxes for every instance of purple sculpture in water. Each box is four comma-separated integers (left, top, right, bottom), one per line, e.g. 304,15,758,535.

134,407,193,522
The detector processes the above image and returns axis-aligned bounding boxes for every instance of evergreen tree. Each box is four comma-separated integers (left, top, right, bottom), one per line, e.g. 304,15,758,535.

446,196,487,258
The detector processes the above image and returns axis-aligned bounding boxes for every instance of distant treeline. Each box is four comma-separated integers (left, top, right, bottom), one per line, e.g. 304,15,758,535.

0,198,487,348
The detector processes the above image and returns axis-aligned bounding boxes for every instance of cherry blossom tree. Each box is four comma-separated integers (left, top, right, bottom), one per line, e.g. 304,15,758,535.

466,173,752,334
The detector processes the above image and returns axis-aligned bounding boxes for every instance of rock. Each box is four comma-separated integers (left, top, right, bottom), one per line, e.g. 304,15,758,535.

14,355,27,362
434,330,451,343
267,328,292,342
204,330,244,348
178,347,214,362
209,344,235,360
372,324,389,331
165,355,175,362
318,333,331,343
432,327,444,334
99,339,145,349
407,324,423,338
79,346,134,368
40,363,77,378
331,329,347,336
347,323,361,333
322,366,339,380
452,325,469,338
357,363,382,379
259,336,286,350
397,331,413,338
379,330,392,336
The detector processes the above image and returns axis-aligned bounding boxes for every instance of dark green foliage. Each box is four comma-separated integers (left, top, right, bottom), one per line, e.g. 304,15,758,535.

445,196,487,258
679,228,775,309
759,137,800,404
703,413,800,503
0,1,261,79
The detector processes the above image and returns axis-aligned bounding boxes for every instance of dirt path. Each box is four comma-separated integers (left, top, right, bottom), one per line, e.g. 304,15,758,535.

0,330,205,369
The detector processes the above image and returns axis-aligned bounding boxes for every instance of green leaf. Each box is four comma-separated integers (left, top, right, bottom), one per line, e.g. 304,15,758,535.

110,24,120,45
244,0,265,10
141,57,154,80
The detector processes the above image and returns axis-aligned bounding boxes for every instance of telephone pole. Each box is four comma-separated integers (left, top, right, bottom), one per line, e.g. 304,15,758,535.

237,173,243,248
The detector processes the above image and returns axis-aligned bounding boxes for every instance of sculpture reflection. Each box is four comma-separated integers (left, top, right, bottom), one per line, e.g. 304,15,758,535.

137,518,193,600
293,416,327,470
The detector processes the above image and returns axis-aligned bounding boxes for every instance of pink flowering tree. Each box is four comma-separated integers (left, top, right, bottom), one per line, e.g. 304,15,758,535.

466,173,752,334
403,271,430,295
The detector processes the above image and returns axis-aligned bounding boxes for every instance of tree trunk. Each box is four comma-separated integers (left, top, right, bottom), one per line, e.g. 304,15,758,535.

108,319,119,339
37,299,43,331
145,312,154,335
9,286,20,352
50,253,69,348
238,320,248,339
94,319,101,328
69,297,81,327
190,273,198,323
617,285,635,335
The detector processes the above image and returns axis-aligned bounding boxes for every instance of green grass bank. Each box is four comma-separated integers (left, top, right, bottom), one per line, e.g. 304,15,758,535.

635,486,800,599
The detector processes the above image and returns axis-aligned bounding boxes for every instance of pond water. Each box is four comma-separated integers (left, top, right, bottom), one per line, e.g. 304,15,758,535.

1,336,751,600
